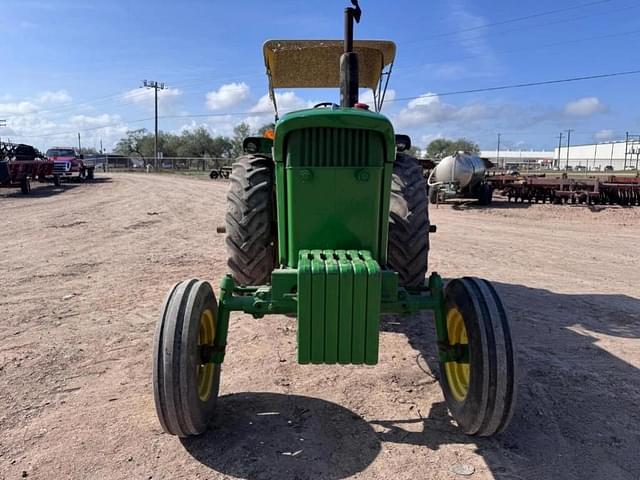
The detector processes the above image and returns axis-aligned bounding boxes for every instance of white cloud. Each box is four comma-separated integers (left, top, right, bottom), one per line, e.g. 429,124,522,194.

564,97,606,117
37,90,71,105
394,92,491,128
0,91,72,116
205,82,250,110
250,91,313,114
0,101,39,116
70,113,120,127
121,87,183,113
594,129,615,141
358,89,396,107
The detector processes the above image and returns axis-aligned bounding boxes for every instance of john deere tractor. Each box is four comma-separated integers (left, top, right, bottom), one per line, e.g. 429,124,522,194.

153,1,516,438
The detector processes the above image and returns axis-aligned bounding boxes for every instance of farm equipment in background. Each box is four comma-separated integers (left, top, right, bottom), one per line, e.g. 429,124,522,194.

0,142,53,194
46,147,95,182
152,0,516,439
208,166,231,180
428,152,495,205
487,173,640,206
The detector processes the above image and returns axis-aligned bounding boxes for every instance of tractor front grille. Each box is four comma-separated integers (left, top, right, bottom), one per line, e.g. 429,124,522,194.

286,128,384,168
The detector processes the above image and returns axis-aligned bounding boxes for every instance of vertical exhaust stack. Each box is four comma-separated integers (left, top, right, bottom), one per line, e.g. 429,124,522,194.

340,0,361,108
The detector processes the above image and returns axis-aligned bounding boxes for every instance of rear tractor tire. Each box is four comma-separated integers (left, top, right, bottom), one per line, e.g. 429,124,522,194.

388,153,430,287
153,279,221,437
225,155,275,286
439,277,517,436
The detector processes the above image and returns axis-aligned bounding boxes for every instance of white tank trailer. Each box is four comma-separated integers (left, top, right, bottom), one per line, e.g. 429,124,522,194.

428,152,493,205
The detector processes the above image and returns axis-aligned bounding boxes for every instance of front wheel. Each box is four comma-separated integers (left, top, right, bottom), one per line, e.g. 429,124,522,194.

153,279,221,437
438,277,517,436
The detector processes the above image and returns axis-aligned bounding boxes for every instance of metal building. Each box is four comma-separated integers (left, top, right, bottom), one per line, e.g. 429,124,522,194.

480,150,554,169
554,135,640,171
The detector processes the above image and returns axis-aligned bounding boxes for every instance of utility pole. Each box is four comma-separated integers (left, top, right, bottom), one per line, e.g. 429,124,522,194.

143,80,166,170
565,129,574,171
556,132,563,168
496,133,501,169
624,131,629,170
78,132,82,153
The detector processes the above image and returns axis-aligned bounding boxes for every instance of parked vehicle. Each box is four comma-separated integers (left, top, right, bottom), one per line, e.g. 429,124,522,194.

46,147,95,182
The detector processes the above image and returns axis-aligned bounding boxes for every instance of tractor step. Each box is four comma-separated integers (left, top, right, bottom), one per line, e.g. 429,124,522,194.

297,249,381,365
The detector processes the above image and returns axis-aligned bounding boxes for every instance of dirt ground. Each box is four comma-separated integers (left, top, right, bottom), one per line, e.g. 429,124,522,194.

1,173,639,480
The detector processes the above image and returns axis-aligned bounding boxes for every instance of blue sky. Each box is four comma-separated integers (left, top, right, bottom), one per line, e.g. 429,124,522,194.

1,0,639,152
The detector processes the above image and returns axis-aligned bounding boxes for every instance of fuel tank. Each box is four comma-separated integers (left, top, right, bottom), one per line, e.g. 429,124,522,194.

432,152,486,189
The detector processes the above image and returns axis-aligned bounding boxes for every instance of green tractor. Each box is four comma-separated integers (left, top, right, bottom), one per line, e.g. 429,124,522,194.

153,1,516,439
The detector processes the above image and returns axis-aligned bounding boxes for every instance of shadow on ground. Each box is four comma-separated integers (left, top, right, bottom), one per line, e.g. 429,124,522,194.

183,283,640,480
182,392,380,480
1,177,112,199
380,282,640,480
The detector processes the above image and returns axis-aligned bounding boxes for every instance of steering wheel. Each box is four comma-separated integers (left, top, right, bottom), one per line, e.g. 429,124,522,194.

313,102,339,109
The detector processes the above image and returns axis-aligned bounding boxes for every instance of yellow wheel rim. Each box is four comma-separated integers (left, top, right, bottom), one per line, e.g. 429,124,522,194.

444,307,470,402
197,308,216,402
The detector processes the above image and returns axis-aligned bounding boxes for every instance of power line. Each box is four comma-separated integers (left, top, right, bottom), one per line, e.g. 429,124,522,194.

405,0,613,44
400,2,640,60
396,28,640,75
9,68,640,141
390,69,640,103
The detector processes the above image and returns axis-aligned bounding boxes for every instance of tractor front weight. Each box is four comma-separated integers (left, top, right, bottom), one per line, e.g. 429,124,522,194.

210,265,459,367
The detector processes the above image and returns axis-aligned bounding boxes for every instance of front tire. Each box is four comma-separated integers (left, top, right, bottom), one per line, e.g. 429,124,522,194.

388,153,430,287
225,155,275,285
153,279,221,437
439,277,517,436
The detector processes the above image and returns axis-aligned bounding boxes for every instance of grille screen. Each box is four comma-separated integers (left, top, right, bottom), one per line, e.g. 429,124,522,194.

286,128,385,167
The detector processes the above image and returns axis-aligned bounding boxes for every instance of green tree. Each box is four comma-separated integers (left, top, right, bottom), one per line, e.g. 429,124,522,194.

426,138,479,158
230,122,252,158
114,129,149,162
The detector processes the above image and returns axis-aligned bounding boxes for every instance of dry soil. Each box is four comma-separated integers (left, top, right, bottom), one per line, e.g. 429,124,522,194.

1,173,639,480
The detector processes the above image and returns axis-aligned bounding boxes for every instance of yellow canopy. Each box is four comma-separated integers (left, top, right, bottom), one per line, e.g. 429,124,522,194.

263,40,396,89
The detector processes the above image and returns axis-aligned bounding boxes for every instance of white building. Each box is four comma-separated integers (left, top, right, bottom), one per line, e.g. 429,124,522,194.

554,139,640,171
480,150,554,169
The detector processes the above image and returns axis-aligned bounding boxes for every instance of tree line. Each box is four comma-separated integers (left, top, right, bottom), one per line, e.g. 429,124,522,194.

111,122,274,165
110,122,478,163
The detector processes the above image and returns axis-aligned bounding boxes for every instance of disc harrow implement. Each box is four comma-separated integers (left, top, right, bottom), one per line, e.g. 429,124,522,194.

487,174,640,206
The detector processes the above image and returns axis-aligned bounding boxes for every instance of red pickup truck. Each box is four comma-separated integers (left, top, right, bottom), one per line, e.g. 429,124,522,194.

46,147,95,182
